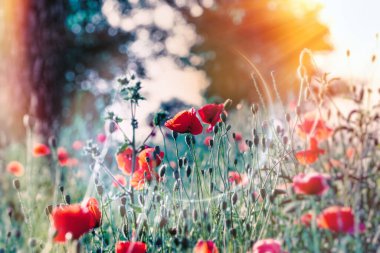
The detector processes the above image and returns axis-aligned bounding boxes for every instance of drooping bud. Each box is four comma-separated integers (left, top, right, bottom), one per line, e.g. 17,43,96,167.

13,179,20,190
65,195,71,205
231,192,238,205
96,185,104,196
159,165,166,178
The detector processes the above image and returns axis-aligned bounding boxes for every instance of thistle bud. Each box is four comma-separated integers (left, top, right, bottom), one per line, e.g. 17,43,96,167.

13,179,20,190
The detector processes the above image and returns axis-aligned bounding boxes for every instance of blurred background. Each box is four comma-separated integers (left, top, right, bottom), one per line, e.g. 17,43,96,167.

0,0,379,142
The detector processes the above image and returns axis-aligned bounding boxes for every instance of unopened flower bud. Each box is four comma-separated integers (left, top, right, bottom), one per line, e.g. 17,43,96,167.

220,112,227,122
13,179,20,190
285,113,291,122
119,205,126,217
213,125,219,134
96,185,104,196
186,166,191,177
185,135,192,146
226,124,231,131
231,192,238,205
28,238,37,248
178,158,183,168
209,139,214,147
120,196,127,205
223,99,232,109
173,169,180,180
221,201,228,211
230,228,237,238
192,209,198,222
65,195,71,204
159,165,166,178
254,135,259,147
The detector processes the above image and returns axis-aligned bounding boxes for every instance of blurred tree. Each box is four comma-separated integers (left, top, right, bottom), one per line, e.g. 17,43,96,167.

168,0,332,105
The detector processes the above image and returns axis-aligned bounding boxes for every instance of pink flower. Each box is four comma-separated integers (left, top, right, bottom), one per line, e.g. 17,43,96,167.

97,133,106,143
251,239,285,253
6,161,25,177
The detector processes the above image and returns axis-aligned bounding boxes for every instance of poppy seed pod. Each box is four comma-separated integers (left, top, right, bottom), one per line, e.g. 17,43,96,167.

13,179,20,190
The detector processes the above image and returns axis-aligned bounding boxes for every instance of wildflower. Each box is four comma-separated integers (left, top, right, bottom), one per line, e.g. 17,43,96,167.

115,241,147,253
198,104,225,131
164,108,203,135
292,172,330,195
204,136,213,147
6,161,25,177
116,147,137,175
72,141,83,150
295,138,325,165
97,133,106,143
228,171,249,187
51,197,101,242
57,147,70,166
193,240,219,253
112,174,127,188
233,132,243,142
297,117,333,141
317,206,365,234
66,158,79,168
33,143,50,157
251,239,285,253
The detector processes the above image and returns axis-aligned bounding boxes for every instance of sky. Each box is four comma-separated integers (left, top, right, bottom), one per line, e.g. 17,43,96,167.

315,0,380,85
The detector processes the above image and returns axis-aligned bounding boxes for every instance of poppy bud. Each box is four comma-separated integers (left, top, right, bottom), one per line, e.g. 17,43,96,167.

285,113,291,122
210,182,214,193
254,135,259,147
185,135,192,146
13,179,20,190
120,196,127,205
262,137,266,150
209,168,213,175
119,205,126,217
230,228,237,238
122,224,128,238
173,169,180,180
283,136,288,145
159,216,168,228
209,139,214,147
221,201,228,211
96,185,104,196
260,188,266,199
28,238,37,248
220,112,227,123
172,131,178,140
223,99,232,109
234,159,238,166
178,158,183,168
213,125,219,134
183,157,188,165
226,219,232,228
186,166,191,177
181,237,189,249
159,165,166,178
226,125,231,131
192,209,198,222
207,223,212,232
48,136,57,149
232,192,238,205
7,208,13,218
65,195,71,204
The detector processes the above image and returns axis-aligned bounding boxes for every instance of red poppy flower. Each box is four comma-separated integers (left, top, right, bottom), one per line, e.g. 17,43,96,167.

116,147,137,175
317,206,365,234
297,117,333,141
204,136,213,147
198,104,224,129
193,240,219,253
33,143,50,157
300,212,314,227
251,239,285,253
292,172,330,195
233,132,243,142
52,197,101,242
228,171,249,187
72,140,83,150
97,133,106,143
57,147,70,166
115,241,147,253
112,174,127,188
137,147,164,171
82,197,102,228
6,161,25,177
295,138,325,165
164,108,203,135
238,142,249,152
